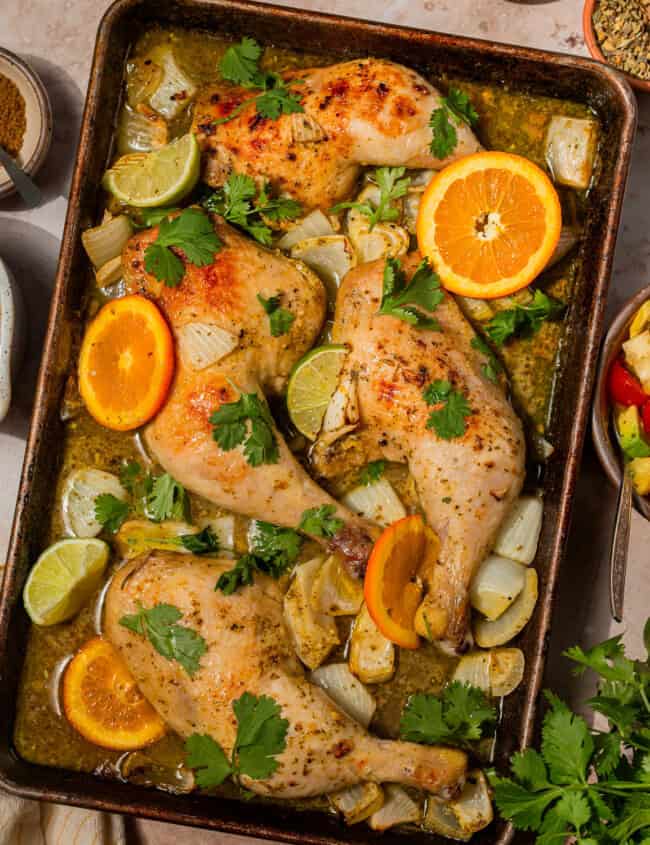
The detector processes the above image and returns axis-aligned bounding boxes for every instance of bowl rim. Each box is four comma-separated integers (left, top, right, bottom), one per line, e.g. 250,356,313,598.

591,284,650,522
582,0,650,94
0,257,17,421
0,47,53,200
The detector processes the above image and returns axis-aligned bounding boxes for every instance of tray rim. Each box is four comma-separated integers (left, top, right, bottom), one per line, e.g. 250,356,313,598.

0,1,638,843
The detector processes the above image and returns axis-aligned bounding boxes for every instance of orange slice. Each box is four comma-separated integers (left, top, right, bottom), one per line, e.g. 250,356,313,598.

364,515,440,649
78,294,174,431
62,637,166,750
417,151,562,299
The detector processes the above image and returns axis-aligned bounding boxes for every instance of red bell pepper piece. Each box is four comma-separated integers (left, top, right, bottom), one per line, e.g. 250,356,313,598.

608,357,648,407
643,400,650,438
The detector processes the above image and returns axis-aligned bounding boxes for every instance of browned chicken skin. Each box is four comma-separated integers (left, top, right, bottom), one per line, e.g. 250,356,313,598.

313,254,526,649
122,218,375,558
192,58,482,209
105,552,468,799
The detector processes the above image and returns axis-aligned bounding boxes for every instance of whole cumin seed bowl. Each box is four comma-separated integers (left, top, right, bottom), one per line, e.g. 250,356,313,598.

583,0,650,94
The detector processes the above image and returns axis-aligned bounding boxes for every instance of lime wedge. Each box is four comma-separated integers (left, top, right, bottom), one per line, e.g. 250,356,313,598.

102,133,200,208
287,344,348,440
23,538,110,626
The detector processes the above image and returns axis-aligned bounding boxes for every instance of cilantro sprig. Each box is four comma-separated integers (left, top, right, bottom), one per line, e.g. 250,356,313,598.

492,621,650,845
119,602,207,676
484,289,565,346
358,460,386,486
470,335,503,384
378,257,444,330
257,293,295,337
210,391,279,467
94,494,129,534
331,167,411,230
148,473,190,522
144,208,223,287
216,519,303,594
429,86,479,160
401,682,496,747
215,37,303,126
185,692,288,788
299,504,343,538
179,526,220,555
203,172,301,247
423,379,472,439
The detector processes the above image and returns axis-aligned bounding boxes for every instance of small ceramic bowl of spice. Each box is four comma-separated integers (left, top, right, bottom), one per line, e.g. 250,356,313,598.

583,0,650,93
0,47,52,201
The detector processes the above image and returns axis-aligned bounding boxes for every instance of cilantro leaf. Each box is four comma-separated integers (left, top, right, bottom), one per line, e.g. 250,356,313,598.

429,86,479,160
541,691,594,785
255,80,304,120
471,335,502,384
119,602,207,676
210,392,279,467
180,526,220,555
257,293,295,337
94,493,129,533
400,682,496,747
147,473,190,522
119,460,144,494
144,209,222,287
248,520,303,574
491,775,560,832
219,36,264,88
185,733,233,788
378,257,444,330
359,460,386,486
423,379,472,439
485,289,565,346
216,554,257,595
331,166,411,230
299,504,343,538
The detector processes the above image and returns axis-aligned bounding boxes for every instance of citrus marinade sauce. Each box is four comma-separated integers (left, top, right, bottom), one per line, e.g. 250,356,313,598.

15,26,594,806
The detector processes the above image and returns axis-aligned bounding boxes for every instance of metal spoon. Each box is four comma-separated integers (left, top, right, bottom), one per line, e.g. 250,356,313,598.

609,463,633,623
0,145,42,208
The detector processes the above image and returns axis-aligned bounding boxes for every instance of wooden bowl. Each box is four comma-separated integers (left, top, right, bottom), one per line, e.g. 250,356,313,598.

592,284,650,521
0,48,52,201
583,0,650,94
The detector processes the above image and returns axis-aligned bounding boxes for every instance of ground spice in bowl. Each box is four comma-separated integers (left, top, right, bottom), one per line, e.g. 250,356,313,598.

0,71,27,157
592,0,650,82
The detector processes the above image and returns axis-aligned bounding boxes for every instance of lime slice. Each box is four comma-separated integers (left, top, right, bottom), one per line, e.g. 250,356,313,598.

287,344,348,440
23,538,110,626
102,133,200,208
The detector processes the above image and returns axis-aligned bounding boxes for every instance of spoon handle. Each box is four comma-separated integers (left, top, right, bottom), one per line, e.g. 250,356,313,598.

610,468,633,623
0,146,42,208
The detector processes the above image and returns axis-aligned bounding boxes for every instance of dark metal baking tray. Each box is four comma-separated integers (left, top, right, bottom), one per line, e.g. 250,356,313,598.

0,1,637,843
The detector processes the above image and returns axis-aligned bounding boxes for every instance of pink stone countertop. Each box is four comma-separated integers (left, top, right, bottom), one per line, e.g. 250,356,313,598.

0,1,649,843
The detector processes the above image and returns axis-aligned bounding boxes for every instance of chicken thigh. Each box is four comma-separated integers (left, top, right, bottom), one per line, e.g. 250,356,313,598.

105,552,467,799
192,59,482,209
122,218,374,563
312,254,526,649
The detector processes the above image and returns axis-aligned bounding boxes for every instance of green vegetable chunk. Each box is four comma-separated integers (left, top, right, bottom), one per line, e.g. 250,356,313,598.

210,391,279,467
119,602,207,676
331,166,411,230
423,379,472,439
299,504,343,538
378,257,444,330
143,208,222,287
400,682,496,747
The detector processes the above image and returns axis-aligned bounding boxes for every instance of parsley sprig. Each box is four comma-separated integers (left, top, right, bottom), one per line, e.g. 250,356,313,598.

492,622,650,844
358,460,386,486
203,172,301,246
299,504,343,538
401,682,496,747
485,289,565,346
429,87,479,160
423,379,472,439
257,293,295,337
379,257,444,330
216,520,303,594
144,208,223,288
215,37,304,126
210,391,279,467
185,692,288,787
119,602,207,676
331,167,411,230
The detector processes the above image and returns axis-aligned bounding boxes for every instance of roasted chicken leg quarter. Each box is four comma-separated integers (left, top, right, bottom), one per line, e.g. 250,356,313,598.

192,58,482,209
105,553,467,799
313,253,526,649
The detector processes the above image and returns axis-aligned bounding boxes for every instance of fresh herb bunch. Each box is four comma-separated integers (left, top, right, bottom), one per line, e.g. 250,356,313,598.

257,293,295,337
119,602,207,676
379,257,445,330
331,167,411,230
203,172,301,246
143,208,223,287
359,460,386,486
215,37,304,125
492,621,650,844
485,289,565,346
210,391,279,467
401,682,496,747
185,692,288,787
216,520,303,594
423,379,472,440
429,87,479,160
299,504,343,538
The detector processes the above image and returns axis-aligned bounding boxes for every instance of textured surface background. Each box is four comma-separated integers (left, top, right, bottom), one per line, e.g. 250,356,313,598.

0,1,649,842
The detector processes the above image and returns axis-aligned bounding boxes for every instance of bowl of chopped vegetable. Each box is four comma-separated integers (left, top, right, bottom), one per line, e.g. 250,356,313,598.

583,0,650,94
592,284,650,521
